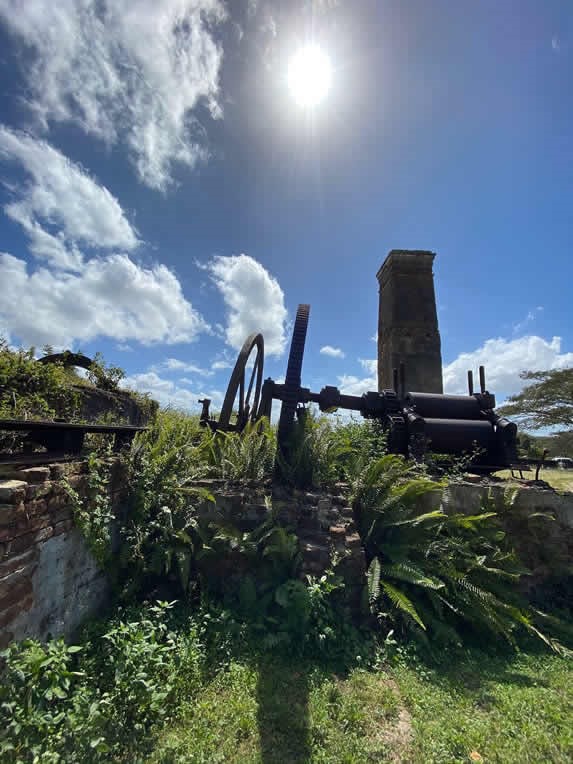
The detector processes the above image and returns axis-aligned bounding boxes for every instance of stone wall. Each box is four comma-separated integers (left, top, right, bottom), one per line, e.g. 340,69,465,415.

3,462,570,648
441,480,573,600
196,481,367,611
0,461,123,648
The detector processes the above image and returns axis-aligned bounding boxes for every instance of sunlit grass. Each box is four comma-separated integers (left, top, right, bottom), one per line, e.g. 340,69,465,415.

496,468,573,493
149,652,573,763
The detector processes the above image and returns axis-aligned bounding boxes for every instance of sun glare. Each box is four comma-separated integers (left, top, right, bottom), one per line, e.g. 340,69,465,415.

287,45,332,108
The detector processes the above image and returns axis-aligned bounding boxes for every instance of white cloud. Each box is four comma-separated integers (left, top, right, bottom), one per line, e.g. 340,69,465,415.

211,358,233,371
443,336,573,396
338,359,377,396
320,345,345,358
512,306,543,336
206,254,288,357
0,252,208,348
0,127,138,270
153,357,213,376
0,0,227,190
121,370,223,412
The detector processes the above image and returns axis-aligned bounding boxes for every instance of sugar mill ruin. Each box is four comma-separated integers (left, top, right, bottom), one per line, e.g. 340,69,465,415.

200,248,519,474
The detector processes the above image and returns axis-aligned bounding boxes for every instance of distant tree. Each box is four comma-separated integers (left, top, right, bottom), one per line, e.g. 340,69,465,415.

498,368,573,431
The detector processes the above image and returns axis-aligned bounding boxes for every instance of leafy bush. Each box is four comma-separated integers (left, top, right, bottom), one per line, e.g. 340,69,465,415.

353,454,566,652
276,409,358,488
118,410,211,596
0,338,80,424
0,601,205,762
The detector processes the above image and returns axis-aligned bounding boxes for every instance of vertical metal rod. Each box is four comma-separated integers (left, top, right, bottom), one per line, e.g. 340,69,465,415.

399,362,406,398
467,370,474,396
479,365,486,394
392,367,398,392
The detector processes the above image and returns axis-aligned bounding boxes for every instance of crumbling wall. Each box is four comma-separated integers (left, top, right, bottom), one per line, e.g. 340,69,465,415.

196,481,366,611
0,462,123,647
441,480,573,603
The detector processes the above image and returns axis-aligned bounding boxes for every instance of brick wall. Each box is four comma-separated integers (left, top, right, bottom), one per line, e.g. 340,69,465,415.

0,461,123,648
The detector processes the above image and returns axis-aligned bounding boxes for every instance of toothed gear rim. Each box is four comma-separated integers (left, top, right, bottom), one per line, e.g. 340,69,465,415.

277,304,310,451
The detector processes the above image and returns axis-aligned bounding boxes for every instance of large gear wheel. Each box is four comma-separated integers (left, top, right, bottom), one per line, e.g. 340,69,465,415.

218,333,264,430
276,304,310,453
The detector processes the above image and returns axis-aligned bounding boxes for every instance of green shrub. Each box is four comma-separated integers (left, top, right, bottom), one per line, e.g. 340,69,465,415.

0,338,80,424
0,601,205,762
201,417,276,482
353,454,566,652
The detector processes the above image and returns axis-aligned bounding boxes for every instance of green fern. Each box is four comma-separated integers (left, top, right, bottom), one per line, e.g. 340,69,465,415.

381,581,426,630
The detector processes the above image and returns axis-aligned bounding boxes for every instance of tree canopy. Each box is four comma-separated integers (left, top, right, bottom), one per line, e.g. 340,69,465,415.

497,368,573,431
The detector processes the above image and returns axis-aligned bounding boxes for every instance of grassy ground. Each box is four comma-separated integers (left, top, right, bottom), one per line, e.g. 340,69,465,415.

495,468,573,493
150,650,573,763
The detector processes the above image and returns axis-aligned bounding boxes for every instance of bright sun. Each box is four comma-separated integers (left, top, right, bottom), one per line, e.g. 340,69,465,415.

287,45,332,108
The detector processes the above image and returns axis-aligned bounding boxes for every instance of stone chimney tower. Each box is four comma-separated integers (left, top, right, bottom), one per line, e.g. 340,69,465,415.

377,250,443,393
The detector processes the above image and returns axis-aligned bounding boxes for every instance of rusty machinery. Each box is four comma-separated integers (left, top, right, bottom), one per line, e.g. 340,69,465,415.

199,305,519,473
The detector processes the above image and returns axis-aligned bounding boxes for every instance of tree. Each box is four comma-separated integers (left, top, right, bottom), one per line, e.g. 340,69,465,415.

497,368,573,431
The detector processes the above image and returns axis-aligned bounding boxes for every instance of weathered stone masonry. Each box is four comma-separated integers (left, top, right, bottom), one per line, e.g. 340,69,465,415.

2,461,572,647
377,249,443,394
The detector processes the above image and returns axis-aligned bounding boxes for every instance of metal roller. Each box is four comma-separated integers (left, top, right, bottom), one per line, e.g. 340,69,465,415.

404,392,485,420
422,418,495,454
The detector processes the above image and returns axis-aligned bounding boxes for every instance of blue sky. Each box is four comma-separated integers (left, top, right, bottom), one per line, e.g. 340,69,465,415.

0,0,571,415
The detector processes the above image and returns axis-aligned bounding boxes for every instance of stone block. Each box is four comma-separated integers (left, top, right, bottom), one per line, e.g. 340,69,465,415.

345,533,362,549
0,502,26,526
0,481,28,505
17,467,51,484
66,474,89,491
26,499,48,517
26,482,54,501
47,494,70,511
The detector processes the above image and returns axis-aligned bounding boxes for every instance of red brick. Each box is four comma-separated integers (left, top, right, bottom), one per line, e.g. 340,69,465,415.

0,576,33,612
0,514,50,543
3,530,38,557
53,519,74,537
0,549,37,579
0,592,33,629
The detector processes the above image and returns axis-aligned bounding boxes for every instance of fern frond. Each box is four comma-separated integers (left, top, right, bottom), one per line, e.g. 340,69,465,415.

381,581,426,630
367,557,381,604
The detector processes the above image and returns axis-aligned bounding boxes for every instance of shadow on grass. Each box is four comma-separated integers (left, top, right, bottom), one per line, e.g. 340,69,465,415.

256,657,310,764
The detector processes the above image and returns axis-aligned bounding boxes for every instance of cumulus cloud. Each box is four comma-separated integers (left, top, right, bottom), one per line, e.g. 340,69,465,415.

0,127,138,270
206,254,288,357
211,358,233,371
0,252,208,348
443,335,573,396
153,358,213,376
121,370,223,412
320,345,345,358
0,0,226,190
338,359,377,396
